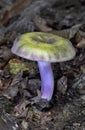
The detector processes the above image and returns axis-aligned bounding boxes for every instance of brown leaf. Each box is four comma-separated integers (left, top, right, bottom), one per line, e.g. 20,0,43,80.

33,15,52,32
74,31,82,43
52,24,82,39
13,98,30,117
0,0,32,26
0,46,13,61
0,31,18,46
57,76,68,95
77,38,85,48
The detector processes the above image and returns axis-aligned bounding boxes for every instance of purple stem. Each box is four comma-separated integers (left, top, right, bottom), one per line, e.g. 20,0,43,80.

38,61,54,101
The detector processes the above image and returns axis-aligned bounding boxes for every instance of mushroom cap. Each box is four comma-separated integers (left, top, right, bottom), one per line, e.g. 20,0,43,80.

11,32,76,62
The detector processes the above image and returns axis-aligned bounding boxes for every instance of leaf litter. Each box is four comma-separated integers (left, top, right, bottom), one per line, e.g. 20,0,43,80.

0,0,85,130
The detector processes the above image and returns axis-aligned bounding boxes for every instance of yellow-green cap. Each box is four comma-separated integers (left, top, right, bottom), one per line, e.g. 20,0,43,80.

11,32,76,62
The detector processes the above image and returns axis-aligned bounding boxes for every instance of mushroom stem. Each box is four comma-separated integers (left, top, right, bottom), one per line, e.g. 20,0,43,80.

38,61,54,101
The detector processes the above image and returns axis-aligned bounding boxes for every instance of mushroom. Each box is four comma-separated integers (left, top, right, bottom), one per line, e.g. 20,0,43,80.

11,32,76,101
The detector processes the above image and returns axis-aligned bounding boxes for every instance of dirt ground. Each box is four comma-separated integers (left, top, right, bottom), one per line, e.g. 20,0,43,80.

0,0,85,130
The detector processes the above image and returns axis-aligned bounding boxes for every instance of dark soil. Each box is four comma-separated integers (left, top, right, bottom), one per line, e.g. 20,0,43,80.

0,0,85,130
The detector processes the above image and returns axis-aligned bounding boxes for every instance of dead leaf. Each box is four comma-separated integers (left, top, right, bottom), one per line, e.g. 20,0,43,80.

0,31,18,46
57,76,68,95
77,38,85,48
52,24,82,39
0,0,32,26
0,46,13,61
33,15,52,32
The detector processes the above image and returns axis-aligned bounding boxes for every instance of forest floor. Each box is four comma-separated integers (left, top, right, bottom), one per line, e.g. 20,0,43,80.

0,0,85,130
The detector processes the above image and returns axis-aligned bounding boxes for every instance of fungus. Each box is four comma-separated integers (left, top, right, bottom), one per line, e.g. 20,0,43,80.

11,32,76,101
